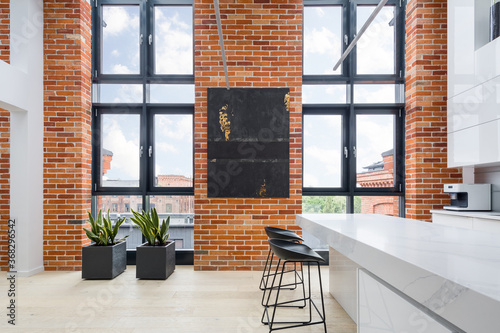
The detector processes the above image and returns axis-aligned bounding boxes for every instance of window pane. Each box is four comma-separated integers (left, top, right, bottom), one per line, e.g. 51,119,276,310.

155,6,193,75
94,84,143,103
304,6,342,75
102,5,140,75
150,195,194,249
302,85,347,104
356,5,395,75
356,114,394,188
149,84,195,103
303,196,347,214
302,196,346,249
303,115,342,187
154,114,193,187
101,114,141,187
354,84,403,104
354,196,400,217
96,195,143,249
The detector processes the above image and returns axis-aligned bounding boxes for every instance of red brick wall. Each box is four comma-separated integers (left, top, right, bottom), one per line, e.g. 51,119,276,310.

0,0,9,63
405,0,462,222
43,0,92,270
194,0,303,270
0,0,9,270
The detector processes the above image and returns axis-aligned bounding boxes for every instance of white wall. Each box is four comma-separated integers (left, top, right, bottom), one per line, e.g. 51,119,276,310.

0,0,44,276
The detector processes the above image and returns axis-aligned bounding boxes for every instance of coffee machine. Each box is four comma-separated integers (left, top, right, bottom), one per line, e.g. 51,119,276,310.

443,184,491,211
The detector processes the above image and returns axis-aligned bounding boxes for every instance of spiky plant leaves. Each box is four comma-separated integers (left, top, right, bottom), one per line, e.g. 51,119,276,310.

130,208,170,246
84,209,128,246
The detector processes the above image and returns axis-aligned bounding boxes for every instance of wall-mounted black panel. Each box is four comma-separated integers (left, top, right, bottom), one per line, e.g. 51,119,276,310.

207,88,290,198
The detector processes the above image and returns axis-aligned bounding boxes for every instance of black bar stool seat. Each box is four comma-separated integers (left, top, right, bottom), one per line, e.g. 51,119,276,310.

267,239,324,263
262,239,327,333
265,227,303,242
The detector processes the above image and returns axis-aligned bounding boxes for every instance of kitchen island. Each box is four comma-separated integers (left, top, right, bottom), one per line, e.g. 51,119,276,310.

296,214,500,332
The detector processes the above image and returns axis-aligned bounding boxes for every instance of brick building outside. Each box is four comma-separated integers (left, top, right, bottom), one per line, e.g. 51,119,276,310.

357,149,399,216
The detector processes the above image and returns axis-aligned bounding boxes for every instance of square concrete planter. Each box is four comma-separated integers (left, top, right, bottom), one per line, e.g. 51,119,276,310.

82,241,127,279
136,241,175,279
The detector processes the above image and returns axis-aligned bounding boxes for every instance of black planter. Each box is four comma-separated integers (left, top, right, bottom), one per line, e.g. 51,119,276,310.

82,241,127,279
136,241,175,279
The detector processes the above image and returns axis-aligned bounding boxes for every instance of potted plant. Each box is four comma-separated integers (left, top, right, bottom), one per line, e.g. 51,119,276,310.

130,208,175,279
82,210,128,279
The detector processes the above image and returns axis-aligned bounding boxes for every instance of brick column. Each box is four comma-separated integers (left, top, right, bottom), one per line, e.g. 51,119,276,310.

194,0,303,270
405,0,462,222
43,0,92,270
0,0,9,269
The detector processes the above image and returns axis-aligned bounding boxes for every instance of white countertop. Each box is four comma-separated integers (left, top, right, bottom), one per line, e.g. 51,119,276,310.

297,213,500,303
297,213,500,331
431,209,500,221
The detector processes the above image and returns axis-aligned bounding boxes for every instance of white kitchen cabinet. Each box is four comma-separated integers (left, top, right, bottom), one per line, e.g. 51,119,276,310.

448,0,500,168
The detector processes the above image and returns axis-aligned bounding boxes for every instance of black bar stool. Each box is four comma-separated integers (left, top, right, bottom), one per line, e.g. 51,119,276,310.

260,227,305,307
262,239,327,332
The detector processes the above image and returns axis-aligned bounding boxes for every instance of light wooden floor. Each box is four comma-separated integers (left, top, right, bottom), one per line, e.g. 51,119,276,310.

0,266,356,333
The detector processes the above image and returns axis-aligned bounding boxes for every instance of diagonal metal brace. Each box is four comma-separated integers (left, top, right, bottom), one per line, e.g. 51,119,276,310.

333,0,389,71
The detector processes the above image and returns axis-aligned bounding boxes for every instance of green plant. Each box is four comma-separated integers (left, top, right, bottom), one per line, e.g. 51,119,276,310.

130,208,170,246
84,210,128,246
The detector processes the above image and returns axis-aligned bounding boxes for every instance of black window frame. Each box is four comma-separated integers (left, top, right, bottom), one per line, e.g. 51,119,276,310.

92,0,195,197
302,0,406,216
91,0,195,264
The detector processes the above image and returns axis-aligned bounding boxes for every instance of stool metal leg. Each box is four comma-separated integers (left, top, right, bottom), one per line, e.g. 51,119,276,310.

260,253,306,307
259,249,273,291
262,260,327,332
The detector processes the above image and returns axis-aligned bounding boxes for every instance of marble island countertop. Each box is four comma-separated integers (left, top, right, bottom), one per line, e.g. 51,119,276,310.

297,213,500,332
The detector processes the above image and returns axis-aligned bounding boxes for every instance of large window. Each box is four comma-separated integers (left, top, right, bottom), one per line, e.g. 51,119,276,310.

92,0,194,256
303,0,405,220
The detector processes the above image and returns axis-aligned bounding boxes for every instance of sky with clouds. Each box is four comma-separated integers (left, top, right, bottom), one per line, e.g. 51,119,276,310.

303,5,397,187
100,5,194,186
99,4,397,188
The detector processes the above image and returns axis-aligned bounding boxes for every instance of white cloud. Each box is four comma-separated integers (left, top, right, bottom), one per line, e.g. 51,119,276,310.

111,50,120,57
356,7,395,74
157,115,192,141
102,117,139,180
304,27,340,57
357,116,394,171
305,146,341,171
157,142,177,154
303,173,320,187
114,85,143,103
355,85,395,103
155,163,162,177
112,64,133,74
155,10,193,74
103,6,139,37
315,8,326,17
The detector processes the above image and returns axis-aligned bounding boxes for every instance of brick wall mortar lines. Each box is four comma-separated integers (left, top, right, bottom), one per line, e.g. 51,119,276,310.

194,0,303,271
405,0,462,222
43,0,92,271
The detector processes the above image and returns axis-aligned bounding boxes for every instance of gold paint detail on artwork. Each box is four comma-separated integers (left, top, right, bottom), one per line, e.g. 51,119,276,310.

219,104,231,141
284,92,290,112
258,180,267,197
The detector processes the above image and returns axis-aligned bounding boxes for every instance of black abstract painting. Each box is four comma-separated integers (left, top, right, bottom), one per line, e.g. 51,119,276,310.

207,88,290,198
